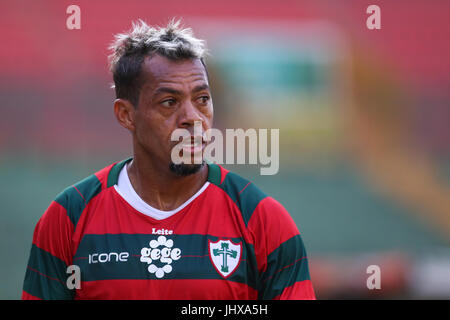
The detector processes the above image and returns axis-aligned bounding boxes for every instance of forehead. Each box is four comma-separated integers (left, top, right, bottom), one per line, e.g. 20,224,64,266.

140,55,208,91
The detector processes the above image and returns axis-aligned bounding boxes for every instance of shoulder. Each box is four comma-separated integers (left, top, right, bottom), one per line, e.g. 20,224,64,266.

207,163,296,231
53,158,131,228
207,163,268,226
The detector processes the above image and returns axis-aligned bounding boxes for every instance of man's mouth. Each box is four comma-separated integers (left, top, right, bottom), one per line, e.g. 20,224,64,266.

180,136,205,155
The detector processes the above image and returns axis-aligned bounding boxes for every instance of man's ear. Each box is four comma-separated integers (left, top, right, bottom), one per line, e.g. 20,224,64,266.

114,98,136,131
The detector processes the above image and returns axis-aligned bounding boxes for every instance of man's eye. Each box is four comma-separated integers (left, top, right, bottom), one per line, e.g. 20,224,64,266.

197,96,210,104
161,99,176,108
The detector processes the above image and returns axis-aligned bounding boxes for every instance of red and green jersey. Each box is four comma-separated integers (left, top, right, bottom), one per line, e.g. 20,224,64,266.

22,158,315,300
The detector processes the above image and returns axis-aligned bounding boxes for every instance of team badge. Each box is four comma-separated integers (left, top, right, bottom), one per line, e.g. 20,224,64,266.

209,239,242,278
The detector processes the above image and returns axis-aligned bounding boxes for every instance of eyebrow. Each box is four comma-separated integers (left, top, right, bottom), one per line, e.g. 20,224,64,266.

191,84,210,93
153,87,182,97
152,84,210,98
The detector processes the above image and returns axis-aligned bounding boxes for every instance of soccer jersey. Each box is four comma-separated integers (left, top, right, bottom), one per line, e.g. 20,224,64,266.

114,160,210,220
22,158,315,300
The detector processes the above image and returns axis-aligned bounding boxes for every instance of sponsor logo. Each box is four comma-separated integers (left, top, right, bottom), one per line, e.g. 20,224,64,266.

209,239,242,278
152,227,173,235
88,252,129,264
140,235,181,278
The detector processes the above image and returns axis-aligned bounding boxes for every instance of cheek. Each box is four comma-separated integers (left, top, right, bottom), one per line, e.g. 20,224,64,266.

203,105,214,127
134,113,158,145
136,115,176,151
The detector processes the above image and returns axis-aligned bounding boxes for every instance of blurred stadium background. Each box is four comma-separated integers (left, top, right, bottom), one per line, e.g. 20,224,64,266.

1,0,450,299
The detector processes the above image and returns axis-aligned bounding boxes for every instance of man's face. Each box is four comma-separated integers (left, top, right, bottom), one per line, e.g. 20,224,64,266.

133,55,213,175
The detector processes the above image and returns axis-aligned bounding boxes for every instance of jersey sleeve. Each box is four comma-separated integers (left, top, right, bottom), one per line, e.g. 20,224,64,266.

22,201,75,300
248,197,316,300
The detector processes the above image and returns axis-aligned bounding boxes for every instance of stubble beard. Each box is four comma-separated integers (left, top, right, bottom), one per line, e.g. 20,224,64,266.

169,161,206,176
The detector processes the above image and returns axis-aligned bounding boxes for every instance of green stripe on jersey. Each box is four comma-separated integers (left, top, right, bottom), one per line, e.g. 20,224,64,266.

258,234,311,300
55,174,102,227
73,233,258,289
206,161,221,185
23,244,74,300
107,157,132,188
207,163,267,227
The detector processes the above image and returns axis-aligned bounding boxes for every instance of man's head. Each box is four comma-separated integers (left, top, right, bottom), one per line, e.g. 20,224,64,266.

109,19,213,176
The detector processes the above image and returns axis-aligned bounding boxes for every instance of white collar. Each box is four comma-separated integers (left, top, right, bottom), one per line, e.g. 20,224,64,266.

114,162,210,220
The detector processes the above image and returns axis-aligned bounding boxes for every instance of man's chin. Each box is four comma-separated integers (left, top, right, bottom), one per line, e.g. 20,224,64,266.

169,161,205,176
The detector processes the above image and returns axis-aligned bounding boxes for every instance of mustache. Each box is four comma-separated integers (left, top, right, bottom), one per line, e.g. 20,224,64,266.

170,120,210,145
170,129,208,144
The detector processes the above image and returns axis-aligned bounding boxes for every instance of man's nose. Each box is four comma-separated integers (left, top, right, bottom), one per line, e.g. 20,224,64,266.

178,100,203,129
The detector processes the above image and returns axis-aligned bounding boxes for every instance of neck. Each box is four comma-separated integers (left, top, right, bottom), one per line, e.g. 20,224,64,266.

127,151,209,212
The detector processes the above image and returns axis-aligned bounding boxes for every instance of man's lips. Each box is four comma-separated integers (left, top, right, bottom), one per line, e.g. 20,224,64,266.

178,136,206,154
181,142,205,154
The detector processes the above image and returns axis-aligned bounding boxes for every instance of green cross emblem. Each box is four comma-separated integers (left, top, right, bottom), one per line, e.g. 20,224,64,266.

212,242,238,273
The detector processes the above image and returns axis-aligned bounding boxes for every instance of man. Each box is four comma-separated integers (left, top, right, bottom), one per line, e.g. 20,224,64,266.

22,19,315,300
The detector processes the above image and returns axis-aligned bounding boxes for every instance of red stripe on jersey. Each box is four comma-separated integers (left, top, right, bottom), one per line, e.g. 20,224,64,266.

22,290,42,300
94,162,115,190
247,197,301,273
175,184,250,239
76,185,250,241
264,257,308,282
26,266,64,284
72,185,86,203
272,279,316,300
75,279,258,300
239,182,252,195
218,165,229,185
32,201,74,266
